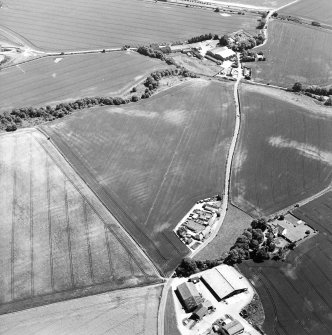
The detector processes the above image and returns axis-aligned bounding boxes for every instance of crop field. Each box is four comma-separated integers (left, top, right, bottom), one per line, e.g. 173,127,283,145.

194,205,252,261
0,129,159,315
0,284,162,335
251,20,332,87
239,192,332,335
0,52,168,112
292,191,332,235
42,79,236,274
0,0,260,51
231,84,332,217
214,0,292,8
280,0,332,25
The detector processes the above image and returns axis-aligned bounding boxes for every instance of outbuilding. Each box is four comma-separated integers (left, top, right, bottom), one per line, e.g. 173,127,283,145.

222,319,244,335
176,282,203,312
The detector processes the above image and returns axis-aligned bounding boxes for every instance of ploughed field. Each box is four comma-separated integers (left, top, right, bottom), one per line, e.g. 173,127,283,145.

280,0,332,25
231,84,332,217
0,284,162,335
0,0,260,51
239,192,332,335
42,79,236,274
0,130,159,315
0,52,167,112
251,20,332,87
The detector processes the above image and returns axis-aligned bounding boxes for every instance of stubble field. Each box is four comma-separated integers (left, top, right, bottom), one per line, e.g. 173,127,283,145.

280,0,332,25
251,20,332,87
239,192,332,335
231,84,332,217
0,0,260,51
0,52,168,112
0,284,162,335
0,130,159,315
42,79,236,274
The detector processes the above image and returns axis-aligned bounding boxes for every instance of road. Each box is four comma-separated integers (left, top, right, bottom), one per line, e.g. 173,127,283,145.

190,53,242,258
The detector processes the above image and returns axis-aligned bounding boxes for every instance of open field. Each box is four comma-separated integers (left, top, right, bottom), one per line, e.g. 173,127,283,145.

280,0,332,25
292,191,332,235
194,204,252,260
42,79,236,274
0,0,260,51
239,192,332,335
231,83,332,217
251,20,332,87
0,129,160,315
164,289,181,335
0,284,162,335
212,0,293,8
0,52,168,112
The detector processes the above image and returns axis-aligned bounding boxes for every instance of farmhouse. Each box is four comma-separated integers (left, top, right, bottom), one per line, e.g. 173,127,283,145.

222,319,244,335
176,282,203,312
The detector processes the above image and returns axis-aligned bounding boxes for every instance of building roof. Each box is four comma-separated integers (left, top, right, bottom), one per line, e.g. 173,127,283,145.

222,320,244,335
201,268,235,300
193,305,208,319
177,282,200,301
211,46,235,59
276,224,287,235
184,220,205,233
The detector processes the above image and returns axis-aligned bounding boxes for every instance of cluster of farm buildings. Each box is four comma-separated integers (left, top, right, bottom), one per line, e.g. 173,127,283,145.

170,29,265,80
172,265,256,334
175,197,220,250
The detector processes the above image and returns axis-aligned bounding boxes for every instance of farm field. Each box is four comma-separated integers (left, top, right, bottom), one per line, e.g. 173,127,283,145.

0,129,159,315
42,79,236,274
213,0,293,9
251,20,332,87
0,52,168,112
231,83,332,217
239,192,332,335
280,0,332,25
0,284,162,335
194,204,252,261
0,0,260,51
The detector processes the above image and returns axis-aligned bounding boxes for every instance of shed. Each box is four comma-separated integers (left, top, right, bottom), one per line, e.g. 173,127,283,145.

177,282,203,312
192,304,208,320
222,319,244,335
184,220,205,233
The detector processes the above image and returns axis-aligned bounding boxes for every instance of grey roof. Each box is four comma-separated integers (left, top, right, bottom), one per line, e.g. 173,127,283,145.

223,320,244,335
177,282,200,300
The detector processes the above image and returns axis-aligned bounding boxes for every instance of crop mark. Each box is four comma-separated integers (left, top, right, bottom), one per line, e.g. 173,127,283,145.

29,134,34,296
34,132,161,274
10,136,17,300
104,225,114,276
36,132,167,266
83,199,94,283
46,156,54,291
143,126,188,227
64,179,75,288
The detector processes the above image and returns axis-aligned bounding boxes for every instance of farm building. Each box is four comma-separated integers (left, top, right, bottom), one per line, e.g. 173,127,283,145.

176,282,203,312
209,47,236,61
184,220,205,233
192,304,208,320
201,267,246,301
243,67,251,79
222,319,244,335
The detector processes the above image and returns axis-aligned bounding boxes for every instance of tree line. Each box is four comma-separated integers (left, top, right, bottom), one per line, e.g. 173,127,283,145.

292,82,332,105
1,68,198,132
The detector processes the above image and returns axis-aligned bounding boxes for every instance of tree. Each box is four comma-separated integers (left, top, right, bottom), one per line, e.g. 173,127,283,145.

292,82,303,92
252,229,264,243
219,34,229,47
254,248,269,262
268,242,276,252
250,239,260,251
243,230,252,240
